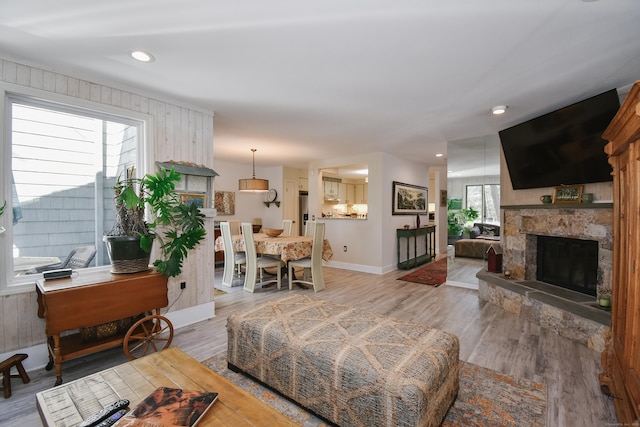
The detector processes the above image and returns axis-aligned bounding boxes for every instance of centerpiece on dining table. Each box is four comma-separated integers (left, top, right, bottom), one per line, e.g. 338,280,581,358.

262,228,284,237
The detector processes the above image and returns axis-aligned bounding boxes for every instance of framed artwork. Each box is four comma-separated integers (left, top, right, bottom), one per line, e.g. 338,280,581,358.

180,193,206,208
440,190,447,207
213,191,235,215
392,181,428,215
552,185,583,204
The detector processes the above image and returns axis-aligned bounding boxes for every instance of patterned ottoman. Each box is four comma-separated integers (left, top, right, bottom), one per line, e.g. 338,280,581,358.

227,294,460,427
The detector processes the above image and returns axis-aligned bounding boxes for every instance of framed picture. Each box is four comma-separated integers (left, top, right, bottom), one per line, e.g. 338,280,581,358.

213,191,235,215
440,190,447,207
552,185,583,204
180,193,206,208
392,181,428,215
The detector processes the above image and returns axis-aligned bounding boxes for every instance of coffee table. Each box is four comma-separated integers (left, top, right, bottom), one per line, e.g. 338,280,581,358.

36,347,298,426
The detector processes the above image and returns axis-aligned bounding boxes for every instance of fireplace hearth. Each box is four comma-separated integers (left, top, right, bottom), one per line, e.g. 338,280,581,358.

537,235,598,296
502,204,613,299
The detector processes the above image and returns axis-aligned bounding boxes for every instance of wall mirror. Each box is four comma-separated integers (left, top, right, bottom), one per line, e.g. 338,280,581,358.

446,136,501,287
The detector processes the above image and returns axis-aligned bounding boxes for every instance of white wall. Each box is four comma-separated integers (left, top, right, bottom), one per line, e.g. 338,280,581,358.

309,152,437,274
212,160,284,228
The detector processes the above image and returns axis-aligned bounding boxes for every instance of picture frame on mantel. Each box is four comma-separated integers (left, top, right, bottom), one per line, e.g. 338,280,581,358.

552,185,583,204
392,181,428,215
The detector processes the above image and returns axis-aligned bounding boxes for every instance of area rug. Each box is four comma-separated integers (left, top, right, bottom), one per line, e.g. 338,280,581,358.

214,288,227,296
202,354,547,427
397,257,447,287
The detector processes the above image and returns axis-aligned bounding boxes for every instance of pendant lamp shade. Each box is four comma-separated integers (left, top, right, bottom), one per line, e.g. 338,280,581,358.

239,149,269,192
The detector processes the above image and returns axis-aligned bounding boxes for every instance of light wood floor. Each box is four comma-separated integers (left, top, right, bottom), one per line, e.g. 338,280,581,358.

3,259,616,427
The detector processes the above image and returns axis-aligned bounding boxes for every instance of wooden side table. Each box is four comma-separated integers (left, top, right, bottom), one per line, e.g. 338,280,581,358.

396,225,436,270
36,269,168,385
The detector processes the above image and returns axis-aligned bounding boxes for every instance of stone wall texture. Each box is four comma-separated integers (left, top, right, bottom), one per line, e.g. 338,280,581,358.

502,206,613,298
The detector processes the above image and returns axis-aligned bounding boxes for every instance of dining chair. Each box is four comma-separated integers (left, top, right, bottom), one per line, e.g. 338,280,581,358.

288,222,325,292
227,220,241,236
304,220,315,236
220,222,246,287
282,219,293,236
241,222,283,293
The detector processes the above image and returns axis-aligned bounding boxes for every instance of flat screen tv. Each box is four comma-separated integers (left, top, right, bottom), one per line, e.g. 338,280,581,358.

499,89,620,190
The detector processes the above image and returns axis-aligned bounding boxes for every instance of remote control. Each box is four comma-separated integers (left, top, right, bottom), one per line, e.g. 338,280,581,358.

43,268,73,280
78,399,130,427
95,409,128,427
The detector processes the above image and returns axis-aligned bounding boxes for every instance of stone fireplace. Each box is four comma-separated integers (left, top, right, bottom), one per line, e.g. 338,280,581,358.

502,204,613,299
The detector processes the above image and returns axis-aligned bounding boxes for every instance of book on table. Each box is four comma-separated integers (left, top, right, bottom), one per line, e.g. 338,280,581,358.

114,387,218,427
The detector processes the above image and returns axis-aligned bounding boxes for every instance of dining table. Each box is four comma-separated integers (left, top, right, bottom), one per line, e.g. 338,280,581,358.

214,233,333,263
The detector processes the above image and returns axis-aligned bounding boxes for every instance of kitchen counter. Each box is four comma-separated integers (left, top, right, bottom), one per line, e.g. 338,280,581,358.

322,216,367,220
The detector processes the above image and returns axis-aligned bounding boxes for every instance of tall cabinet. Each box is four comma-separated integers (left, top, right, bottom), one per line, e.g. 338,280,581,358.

600,80,640,424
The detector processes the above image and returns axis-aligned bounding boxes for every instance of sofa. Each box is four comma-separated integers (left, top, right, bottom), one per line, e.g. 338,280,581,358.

454,223,501,259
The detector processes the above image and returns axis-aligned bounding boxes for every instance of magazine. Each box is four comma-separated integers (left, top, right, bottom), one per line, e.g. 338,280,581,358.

114,387,218,427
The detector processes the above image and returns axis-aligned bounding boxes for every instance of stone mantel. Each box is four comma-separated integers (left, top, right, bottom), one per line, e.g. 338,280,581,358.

502,203,613,210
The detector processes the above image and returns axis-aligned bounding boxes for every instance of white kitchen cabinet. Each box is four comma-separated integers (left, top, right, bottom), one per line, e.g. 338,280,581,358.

354,184,368,204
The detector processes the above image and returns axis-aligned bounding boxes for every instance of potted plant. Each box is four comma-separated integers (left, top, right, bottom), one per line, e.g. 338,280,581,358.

104,166,206,277
447,202,479,244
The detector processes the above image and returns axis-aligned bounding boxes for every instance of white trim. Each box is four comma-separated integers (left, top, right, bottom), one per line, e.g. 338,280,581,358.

0,82,154,294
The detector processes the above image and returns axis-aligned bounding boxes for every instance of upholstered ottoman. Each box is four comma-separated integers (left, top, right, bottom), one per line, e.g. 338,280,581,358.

227,294,460,427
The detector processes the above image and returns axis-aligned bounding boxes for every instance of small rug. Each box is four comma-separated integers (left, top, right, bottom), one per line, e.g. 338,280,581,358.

214,288,227,296
202,354,547,427
397,257,447,286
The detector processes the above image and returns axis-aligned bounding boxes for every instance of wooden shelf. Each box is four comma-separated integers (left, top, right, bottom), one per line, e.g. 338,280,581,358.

263,201,280,207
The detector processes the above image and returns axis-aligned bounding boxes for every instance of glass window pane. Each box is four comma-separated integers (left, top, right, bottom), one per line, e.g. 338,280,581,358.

10,101,139,277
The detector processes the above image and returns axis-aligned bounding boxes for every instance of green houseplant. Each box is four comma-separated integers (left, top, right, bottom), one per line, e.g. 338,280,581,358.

104,167,206,277
447,201,479,244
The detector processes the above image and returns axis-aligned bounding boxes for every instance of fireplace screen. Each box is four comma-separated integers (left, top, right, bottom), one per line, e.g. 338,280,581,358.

537,236,598,296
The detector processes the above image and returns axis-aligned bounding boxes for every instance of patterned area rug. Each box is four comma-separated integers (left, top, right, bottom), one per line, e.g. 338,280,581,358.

397,257,447,286
202,354,547,427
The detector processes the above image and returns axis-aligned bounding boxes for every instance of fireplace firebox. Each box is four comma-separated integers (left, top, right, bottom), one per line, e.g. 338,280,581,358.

537,235,598,296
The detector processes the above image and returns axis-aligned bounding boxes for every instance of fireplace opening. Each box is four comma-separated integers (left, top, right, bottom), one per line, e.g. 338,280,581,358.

537,235,598,296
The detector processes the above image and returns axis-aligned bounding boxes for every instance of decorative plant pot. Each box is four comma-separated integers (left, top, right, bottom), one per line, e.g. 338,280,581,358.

103,235,154,274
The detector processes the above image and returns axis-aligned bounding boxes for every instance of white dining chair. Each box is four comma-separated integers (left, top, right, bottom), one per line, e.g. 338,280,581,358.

282,219,293,236
241,222,283,293
227,220,241,236
288,222,325,292
220,222,246,287
304,220,315,237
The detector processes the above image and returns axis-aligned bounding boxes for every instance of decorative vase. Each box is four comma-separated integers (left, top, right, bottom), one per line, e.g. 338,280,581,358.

598,297,611,307
416,214,420,228
540,195,552,204
103,235,154,273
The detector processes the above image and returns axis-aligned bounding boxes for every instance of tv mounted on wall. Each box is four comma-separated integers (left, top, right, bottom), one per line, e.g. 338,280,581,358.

499,89,620,190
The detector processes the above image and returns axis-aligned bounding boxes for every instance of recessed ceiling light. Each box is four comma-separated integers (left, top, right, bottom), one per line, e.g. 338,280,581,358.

129,50,155,63
492,105,507,115
435,153,443,157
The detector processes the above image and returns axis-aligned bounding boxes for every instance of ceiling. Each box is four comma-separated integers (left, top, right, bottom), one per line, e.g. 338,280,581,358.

1,1,639,174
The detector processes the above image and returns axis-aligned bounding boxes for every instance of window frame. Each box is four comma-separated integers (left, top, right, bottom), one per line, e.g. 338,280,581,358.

1,82,153,295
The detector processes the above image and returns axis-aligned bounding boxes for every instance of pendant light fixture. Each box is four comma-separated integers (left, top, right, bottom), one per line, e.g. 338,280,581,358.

239,148,269,192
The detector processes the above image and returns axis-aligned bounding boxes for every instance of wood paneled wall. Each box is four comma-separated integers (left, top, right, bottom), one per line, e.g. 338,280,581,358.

0,58,215,354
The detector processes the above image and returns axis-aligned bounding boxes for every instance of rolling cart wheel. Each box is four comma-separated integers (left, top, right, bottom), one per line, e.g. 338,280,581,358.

123,314,174,360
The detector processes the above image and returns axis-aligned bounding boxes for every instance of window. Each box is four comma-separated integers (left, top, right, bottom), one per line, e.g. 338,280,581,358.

2,93,144,291
466,184,500,225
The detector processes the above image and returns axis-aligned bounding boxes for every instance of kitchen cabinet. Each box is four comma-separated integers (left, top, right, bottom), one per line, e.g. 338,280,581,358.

338,183,347,202
345,184,355,204
354,183,368,204
324,181,339,200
